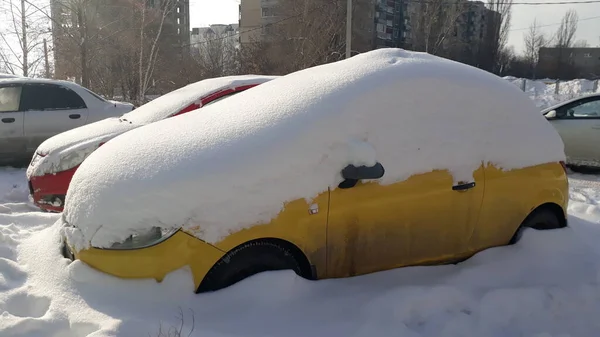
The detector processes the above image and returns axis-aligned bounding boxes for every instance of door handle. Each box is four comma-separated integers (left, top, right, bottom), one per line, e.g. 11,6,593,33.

1,118,15,123
69,114,81,119
592,125,600,129
452,181,476,191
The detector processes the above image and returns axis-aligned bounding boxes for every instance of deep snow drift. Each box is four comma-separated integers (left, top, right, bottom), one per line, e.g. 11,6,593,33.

62,48,565,249
1,168,600,336
505,77,600,109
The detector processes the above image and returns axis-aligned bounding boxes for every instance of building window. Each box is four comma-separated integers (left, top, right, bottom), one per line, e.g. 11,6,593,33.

387,20,393,26
262,7,275,17
376,23,385,33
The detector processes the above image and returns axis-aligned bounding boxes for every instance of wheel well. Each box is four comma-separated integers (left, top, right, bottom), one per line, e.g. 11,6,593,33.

528,202,567,228
215,237,314,280
254,238,314,279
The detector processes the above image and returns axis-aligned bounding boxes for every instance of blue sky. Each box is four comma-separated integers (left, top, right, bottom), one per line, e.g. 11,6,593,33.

190,0,600,54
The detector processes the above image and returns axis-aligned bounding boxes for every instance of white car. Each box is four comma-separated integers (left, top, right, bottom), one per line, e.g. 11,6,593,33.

0,78,133,165
543,93,600,167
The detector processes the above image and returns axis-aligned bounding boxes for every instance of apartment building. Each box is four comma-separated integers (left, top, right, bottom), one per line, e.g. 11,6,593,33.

50,0,190,82
239,0,280,44
190,24,240,54
239,0,499,65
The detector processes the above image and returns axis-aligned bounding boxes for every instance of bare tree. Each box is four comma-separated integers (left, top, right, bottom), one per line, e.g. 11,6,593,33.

484,0,514,73
410,0,464,57
135,0,178,104
555,9,578,48
0,0,51,76
573,39,589,48
552,9,579,79
523,18,547,78
191,26,239,78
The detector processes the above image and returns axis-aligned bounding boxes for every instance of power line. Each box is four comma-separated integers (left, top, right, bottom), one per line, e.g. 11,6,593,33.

406,0,600,4
182,0,600,48
510,15,600,31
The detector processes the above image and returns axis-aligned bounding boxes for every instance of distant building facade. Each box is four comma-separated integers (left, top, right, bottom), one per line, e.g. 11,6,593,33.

50,0,190,84
538,47,600,79
239,0,500,66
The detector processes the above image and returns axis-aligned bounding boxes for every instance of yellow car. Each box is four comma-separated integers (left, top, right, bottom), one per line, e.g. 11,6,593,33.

60,49,568,293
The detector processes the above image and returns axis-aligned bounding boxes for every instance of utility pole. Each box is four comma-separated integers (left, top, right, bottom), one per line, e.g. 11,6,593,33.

345,0,352,59
20,0,28,76
43,39,49,78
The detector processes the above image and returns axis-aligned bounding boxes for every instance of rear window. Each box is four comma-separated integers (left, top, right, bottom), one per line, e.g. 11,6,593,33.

84,88,107,102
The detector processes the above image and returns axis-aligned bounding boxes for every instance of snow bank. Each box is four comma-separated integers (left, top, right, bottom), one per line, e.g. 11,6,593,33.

26,75,277,177
62,48,565,249
3,165,600,337
505,77,600,109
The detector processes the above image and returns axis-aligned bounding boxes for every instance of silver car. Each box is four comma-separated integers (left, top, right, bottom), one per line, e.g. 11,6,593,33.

543,93,600,167
0,78,133,166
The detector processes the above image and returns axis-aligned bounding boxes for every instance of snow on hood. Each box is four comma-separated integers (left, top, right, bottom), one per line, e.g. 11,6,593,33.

26,118,138,178
62,48,566,250
119,75,277,125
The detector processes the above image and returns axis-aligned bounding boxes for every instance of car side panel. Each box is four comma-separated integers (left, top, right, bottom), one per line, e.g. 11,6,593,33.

551,119,600,165
208,193,329,279
470,162,568,250
326,166,485,279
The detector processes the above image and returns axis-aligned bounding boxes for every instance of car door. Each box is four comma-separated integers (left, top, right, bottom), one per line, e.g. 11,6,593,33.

547,96,600,164
326,161,485,278
21,83,89,152
0,84,25,160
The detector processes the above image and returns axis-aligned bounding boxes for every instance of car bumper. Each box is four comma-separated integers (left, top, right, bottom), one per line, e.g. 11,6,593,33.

60,228,225,291
29,165,79,212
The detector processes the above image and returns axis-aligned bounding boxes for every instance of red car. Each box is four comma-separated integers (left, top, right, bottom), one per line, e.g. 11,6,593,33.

26,75,276,212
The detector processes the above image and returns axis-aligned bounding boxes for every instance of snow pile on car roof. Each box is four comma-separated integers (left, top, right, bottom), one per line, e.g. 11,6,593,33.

62,48,565,250
121,75,277,125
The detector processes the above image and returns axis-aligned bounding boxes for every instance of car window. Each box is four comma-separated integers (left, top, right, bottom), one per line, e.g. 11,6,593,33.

0,86,22,112
83,88,107,102
565,99,600,118
202,91,242,107
21,84,87,111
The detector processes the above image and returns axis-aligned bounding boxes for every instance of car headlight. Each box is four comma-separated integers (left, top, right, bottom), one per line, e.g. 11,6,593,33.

106,227,179,250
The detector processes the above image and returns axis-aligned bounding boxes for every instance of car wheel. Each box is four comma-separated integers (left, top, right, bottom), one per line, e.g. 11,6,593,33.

509,207,563,244
196,240,307,293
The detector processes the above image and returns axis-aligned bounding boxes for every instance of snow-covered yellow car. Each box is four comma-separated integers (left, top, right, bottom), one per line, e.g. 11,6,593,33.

60,49,568,293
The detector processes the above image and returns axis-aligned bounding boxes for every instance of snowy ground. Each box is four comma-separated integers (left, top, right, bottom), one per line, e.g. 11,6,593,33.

0,168,600,337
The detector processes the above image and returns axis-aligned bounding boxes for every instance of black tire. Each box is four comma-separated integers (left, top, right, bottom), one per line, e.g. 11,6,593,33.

197,240,306,293
509,208,562,244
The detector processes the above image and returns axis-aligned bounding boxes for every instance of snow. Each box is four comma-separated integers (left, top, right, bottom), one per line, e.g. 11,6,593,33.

504,77,600,109
62,48,565,249
26,118,138,178
26,75,277,178
2,167,600,336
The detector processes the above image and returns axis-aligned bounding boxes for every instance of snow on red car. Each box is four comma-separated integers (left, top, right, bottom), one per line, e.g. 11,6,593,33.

26,75,276,212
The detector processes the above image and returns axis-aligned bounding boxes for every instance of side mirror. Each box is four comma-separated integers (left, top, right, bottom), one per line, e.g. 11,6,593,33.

341,162,385,180
544,110,556,118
